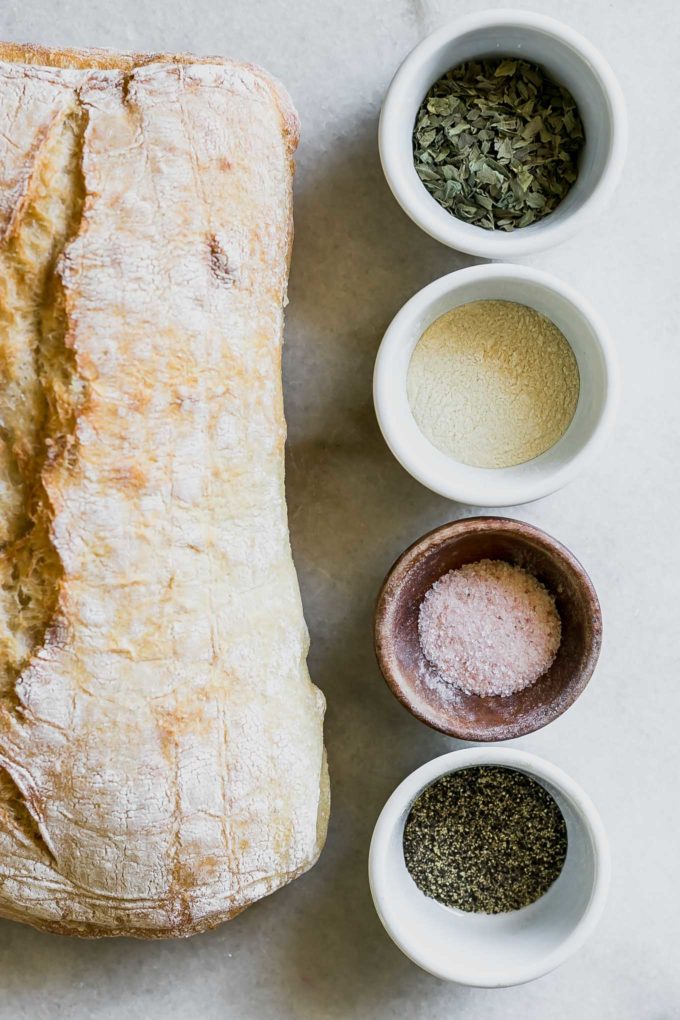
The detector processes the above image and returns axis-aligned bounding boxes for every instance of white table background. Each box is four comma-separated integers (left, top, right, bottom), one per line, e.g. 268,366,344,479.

1,0,678,1017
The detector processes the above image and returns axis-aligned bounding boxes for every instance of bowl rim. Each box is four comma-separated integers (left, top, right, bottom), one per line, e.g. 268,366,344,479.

372,262,620,507
374,516,603,740
379,8,628,258
368,746,611,986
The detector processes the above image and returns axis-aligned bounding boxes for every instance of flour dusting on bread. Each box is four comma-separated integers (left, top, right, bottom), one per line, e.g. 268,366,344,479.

0,45,327,938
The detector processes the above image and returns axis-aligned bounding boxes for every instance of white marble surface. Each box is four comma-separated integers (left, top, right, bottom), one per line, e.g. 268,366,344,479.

1,0,679,1016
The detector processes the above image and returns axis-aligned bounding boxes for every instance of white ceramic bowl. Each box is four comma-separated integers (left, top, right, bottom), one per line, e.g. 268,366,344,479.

379,10,627,258
373,263,618,507
369,747,610,987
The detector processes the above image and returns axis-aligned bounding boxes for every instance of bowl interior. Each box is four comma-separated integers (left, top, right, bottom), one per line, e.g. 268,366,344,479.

386,18,618,250
375,268,613,506
375,519,601,740
372,761,601,986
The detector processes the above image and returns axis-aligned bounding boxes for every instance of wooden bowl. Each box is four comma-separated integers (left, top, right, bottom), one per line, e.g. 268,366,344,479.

374,517,602,741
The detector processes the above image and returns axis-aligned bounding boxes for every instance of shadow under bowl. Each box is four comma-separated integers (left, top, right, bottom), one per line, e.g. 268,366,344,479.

374,516,602,741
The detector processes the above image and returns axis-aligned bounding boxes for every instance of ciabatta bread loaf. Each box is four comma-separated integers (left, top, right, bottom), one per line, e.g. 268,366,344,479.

0,42,328,937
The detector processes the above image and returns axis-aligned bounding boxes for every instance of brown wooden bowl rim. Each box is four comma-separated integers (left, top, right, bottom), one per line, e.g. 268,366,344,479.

374,516,602,741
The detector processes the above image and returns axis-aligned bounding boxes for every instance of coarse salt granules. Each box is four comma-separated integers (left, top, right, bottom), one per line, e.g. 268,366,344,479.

418,559,561,698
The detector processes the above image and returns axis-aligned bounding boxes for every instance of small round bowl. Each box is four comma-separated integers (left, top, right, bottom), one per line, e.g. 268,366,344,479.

369,747,611,986
374,516,601,741
373,263,619,507
379,9,627,258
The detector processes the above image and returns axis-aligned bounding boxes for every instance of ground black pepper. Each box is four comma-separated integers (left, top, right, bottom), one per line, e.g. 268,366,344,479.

402,766,568,913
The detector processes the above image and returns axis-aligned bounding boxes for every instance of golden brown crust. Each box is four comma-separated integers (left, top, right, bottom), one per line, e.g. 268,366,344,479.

0,40,174,69
0,43,325,940
0,41,300,152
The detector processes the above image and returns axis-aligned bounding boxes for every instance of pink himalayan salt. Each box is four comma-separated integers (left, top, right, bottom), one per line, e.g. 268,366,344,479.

418,559,561,698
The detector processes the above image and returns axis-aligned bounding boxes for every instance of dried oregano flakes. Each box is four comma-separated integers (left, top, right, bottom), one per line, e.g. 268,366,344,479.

413,58,585,231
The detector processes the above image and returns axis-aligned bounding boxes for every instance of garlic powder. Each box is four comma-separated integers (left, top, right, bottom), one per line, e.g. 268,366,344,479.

406,300,580,468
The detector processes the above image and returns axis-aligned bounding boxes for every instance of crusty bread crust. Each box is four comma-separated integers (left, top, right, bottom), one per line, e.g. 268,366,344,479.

0,43,327,939
0,41,300,152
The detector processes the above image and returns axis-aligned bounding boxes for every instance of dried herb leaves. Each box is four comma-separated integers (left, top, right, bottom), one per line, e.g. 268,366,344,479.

413,58,585,231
